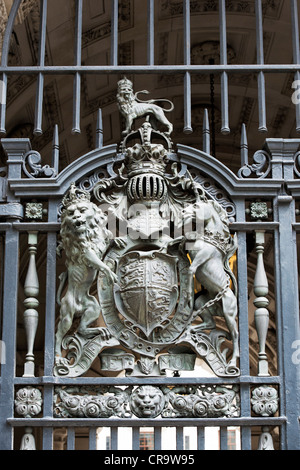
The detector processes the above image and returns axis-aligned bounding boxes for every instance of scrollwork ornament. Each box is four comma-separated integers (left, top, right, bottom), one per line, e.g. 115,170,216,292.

165,385,239,418
251,386,279,417
293,150,300,178
23,150,57,179
15,387,43,418
53,385,239,419
238,150,271,179
54,386,131,419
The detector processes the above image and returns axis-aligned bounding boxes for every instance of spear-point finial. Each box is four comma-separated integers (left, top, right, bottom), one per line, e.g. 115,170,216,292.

240,123,248,167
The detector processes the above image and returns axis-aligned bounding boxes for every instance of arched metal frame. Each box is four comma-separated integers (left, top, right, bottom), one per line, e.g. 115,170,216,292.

0,0,299,451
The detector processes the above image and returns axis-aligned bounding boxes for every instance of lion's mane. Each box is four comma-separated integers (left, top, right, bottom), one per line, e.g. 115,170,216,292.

57,203,112,266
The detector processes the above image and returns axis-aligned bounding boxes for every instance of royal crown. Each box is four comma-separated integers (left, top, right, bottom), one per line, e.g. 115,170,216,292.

61,183,91,210
117,77,133,93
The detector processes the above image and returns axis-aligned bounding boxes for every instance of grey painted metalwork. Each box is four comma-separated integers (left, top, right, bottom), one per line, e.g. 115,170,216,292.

0,0,299,451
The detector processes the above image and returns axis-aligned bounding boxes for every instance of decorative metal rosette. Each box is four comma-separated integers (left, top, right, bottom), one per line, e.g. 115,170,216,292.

251,386,279,417
15,387,43,418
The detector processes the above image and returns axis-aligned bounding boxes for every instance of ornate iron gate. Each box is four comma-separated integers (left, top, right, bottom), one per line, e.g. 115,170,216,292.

0,0,300,451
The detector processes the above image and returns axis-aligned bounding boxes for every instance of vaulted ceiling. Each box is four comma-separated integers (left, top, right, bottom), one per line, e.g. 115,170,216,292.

1,0,299,176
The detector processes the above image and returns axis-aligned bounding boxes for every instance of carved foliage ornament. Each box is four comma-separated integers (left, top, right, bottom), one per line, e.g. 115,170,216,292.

54,385,240,419
54,80,239,379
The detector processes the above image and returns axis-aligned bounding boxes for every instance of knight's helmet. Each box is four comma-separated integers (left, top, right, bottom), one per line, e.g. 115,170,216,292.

122,123,174,209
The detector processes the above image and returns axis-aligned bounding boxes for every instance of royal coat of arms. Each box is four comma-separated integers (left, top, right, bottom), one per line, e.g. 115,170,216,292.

53,78,240,378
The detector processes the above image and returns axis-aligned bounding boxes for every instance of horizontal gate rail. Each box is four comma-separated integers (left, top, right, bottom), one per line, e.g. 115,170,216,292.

11,376,282,386
8,417,287,428
1,65,300,74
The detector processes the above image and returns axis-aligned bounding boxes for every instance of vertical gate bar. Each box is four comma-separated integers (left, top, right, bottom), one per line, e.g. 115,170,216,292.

147,0,155,65
89,427,97,450
52,124,59,174
184,72,193,134
197,427,205,450
154,427,162,450
111,427,118,450
111,0,119,66
234,201,250,376
183,0,191,66
34,0,48,136
219,0,230,134
234,198,252,450
220,72,229,134
42,200,59,450
72,0,83,134
34,73,44,135
240,123,248,167
42,426,53,450
183,0,192,134
0,73,7,134
132,427,140,450
72,73,81,134
67,427,75,450
0,0,23,134
257,71,267,132
255,0,267,132
202,108,210,154
96,108,103,149
176,427,184,450
74,0,83,68
273,194,300,449
219,427,228,450
273,228,284,449
240,385,252,450
241,428,252,450
290,0,300,131
0,235,4,334
291,0,300,63
43,229,57,376
0,226,19,449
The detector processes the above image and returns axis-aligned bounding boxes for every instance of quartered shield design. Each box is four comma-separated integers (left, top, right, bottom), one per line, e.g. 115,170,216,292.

114,251,179,338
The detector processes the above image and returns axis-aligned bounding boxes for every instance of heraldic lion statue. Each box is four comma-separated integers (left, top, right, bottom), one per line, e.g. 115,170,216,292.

55,183,116,362
117,77,174,136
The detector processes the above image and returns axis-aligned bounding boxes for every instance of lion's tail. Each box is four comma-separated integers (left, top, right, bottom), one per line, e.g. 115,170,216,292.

56,271,68,306
153,99,174,112
224,234,238,296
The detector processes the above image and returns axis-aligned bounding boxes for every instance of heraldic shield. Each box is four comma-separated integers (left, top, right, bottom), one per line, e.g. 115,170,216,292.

114,251,179,338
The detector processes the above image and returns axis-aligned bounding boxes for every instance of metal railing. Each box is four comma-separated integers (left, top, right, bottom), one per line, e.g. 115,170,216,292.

0,0,299,451
1,0,300,135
